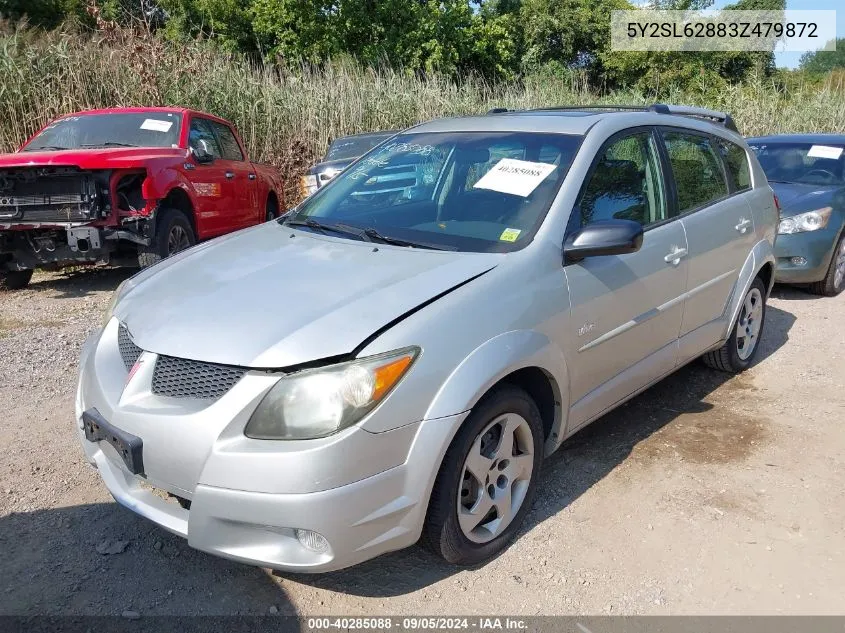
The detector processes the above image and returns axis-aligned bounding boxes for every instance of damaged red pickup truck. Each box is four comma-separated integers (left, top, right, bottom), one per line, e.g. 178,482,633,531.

0,107,284,289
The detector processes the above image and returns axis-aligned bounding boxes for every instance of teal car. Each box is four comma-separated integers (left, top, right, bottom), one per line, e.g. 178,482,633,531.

748,134,845,296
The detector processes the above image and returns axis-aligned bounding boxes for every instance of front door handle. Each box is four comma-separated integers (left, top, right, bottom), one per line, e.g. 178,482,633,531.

735,218,752,233
225,171,235,180
664,246,688,265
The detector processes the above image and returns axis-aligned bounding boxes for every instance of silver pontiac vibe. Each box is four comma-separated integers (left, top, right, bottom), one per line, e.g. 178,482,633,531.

76,105,778,572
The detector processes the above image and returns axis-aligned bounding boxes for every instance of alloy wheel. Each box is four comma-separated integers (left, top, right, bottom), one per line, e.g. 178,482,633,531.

167,225,191,255
834,238,845,290
736,287,763,360
457,413,534,544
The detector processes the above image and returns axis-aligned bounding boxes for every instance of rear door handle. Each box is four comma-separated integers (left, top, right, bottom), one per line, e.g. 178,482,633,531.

248,173,256,180
735,218,751,233
664,246,687,265
225,171,235,180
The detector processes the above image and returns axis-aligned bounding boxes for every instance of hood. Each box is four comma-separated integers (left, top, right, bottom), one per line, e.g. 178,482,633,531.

0,147,186,170
116,223,500,368
770,182,843,217
308,158,354,176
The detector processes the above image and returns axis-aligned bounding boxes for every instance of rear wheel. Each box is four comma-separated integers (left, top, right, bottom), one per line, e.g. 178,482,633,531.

809,233,845,297
266,195,279,222
422,385,543,566
702,277,767,373
138,208,196,268
0,269,33,291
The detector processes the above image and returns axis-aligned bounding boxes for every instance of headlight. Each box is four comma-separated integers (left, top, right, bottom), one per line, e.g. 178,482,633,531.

299,174,318,198
245,347,419,440
102,278,131,327
778,207,832,234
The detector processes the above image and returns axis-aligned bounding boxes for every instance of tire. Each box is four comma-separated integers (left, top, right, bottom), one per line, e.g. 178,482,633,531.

702,277,767,373
809,233,845,297
422,385,544,566
266,195,279,222
0,269,33,291
138,208,196,268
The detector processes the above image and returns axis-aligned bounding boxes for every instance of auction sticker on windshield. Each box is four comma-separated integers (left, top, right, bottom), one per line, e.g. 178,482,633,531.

807,145,843,160
473,158,556,197
140,119,174,132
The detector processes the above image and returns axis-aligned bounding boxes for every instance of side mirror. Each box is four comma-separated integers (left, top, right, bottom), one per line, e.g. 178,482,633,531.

191,139,215,164
564,219,644,263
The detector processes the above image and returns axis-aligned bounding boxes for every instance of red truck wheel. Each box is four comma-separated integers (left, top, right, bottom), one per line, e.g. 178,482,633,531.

138,208,196,268
0,269,33,291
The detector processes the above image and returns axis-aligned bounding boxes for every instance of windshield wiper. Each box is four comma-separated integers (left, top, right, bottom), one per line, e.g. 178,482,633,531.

81,142,138,148
22,145,68,151
363,227,456,251
285,217,370,241
286,217,454,250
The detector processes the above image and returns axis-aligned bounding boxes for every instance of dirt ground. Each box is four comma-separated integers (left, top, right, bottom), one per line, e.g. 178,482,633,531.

0,268,843,616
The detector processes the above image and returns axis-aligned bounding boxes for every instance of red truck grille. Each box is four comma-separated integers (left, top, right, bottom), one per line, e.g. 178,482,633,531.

0,167,102,223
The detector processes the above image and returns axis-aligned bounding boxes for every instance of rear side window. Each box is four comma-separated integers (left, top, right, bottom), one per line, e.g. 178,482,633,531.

579,131,667,227
663,131,729,213
716,139,751,191
188,118,222,159
211,121,245,161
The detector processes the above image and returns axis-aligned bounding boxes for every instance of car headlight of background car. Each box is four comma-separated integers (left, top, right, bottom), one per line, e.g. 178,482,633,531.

299,174,319,197
245,347,419,440
778,207,832,235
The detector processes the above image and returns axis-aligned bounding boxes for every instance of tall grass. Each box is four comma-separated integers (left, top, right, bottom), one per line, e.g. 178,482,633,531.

2,23,845,203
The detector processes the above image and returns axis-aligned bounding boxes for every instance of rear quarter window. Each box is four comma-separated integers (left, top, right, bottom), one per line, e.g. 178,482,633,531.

662,131,729,213
716,138,752,192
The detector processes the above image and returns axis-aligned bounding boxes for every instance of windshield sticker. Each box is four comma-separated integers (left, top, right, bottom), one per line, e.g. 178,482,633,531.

499,228,522,242
807,145,843,160
140,119,173,133
473,159,556,197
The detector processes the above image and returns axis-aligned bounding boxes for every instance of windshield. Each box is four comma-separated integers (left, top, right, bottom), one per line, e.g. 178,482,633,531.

289,131,582,253
749,141,845,186
22,112,182,151
325,133,395,161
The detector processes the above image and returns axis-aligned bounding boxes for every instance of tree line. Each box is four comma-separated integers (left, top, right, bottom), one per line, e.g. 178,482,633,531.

5,0,842,92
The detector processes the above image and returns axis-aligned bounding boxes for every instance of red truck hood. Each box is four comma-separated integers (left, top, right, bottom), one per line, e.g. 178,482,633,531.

0,147,187,170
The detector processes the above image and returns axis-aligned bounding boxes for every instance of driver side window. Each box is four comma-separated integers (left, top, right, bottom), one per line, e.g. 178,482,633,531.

189,118,222,159
579,131,667,228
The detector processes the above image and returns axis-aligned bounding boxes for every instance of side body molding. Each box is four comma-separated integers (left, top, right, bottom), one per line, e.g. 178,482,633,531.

424,330,570,456
720,238,776,344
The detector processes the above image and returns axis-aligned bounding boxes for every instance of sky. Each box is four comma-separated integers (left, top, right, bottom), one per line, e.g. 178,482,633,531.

711,0,843,68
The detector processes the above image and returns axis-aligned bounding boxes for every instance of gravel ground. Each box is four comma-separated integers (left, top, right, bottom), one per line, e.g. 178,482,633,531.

0,268,843,616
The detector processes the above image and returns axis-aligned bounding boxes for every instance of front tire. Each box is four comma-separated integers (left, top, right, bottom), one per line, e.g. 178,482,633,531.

809,233,845,297
422,385,543,566
702,277,767,373
138,208,196,268
0,269,33,290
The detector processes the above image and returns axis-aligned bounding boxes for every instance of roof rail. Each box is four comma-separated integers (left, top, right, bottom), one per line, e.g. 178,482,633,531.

486,103,739,133
649,104,739,133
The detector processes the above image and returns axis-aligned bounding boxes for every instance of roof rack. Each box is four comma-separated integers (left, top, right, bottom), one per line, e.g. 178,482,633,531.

486,103,739,133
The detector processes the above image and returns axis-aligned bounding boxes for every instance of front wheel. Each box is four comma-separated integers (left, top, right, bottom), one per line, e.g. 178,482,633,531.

0,269,33,291
809,233,845,297
422,385,543,566
138,208,196,268
702,277,767,373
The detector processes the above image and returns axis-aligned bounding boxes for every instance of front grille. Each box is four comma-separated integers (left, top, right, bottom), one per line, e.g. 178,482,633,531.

117,324,143,371
151,355,247,399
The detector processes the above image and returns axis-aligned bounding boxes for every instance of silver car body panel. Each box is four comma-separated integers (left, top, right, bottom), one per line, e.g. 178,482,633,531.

77,109,776,572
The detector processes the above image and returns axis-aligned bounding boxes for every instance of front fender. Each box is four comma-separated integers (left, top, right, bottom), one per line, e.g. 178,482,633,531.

424,330,570,456
722,238,776,343
142,166,194,202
